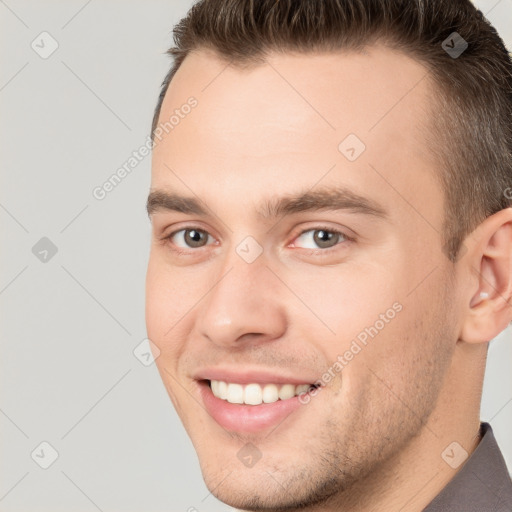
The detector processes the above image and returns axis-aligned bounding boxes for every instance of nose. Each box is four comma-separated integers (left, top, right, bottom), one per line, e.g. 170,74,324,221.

196,256,288,348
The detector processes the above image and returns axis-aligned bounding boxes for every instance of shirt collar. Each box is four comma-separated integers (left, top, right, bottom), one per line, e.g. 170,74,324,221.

424,422,512,511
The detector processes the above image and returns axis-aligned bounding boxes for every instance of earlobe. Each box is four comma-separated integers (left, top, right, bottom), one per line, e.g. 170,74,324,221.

459,209,512,344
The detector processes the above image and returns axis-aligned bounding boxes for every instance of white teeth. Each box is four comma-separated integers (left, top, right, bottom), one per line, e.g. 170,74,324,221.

209,380,313,405
218,380,228,400
226,383,244,404
262,384,279,403
244,383,263,405
278,384,295,400
295,384,310,394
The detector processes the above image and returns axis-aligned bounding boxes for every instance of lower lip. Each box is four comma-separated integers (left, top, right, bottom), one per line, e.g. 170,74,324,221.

198,381,309,433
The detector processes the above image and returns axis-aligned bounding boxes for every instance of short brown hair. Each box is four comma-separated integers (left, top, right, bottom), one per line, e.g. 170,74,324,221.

151,0,512,262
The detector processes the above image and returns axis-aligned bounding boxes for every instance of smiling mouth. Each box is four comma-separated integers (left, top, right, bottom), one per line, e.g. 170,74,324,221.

208,379,319,405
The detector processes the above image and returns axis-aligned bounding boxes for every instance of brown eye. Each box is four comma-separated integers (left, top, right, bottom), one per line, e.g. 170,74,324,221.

170,228,213,248
294,229,347,250
313,230,341,249
184,229,208,248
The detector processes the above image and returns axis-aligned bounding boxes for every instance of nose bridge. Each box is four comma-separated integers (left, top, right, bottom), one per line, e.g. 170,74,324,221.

196,247,286,346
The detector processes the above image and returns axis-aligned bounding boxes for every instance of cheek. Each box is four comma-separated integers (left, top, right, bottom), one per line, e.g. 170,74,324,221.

287,264,401,354
347,273,454,399
145,255,189,349
145,258,168,338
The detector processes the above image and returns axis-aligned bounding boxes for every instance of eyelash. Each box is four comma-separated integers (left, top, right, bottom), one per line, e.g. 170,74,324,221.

160,225,354,255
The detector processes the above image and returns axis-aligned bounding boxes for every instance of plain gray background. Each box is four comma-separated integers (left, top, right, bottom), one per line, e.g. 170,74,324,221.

1,1,511,511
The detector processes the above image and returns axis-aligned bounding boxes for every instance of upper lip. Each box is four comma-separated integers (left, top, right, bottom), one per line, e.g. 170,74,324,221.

193,367,318,386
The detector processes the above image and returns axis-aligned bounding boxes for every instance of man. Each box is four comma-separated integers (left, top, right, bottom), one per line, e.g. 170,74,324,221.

145,0,512,510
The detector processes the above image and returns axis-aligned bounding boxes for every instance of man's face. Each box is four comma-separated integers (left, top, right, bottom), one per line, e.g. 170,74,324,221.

146,47,459,509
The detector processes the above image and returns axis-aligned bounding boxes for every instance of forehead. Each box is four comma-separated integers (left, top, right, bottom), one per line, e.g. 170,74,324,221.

151,46,442,230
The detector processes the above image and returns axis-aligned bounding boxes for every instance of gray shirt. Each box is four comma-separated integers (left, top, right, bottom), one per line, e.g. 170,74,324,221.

424,423,512,511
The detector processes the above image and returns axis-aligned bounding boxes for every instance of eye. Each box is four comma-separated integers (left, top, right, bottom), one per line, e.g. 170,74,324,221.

292,228,349,250
168,228,215,249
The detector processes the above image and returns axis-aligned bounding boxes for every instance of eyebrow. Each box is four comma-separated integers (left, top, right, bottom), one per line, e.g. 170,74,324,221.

146,187,388,220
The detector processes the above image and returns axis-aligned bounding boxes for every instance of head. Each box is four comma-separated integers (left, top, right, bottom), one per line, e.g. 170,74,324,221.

145,1,512,510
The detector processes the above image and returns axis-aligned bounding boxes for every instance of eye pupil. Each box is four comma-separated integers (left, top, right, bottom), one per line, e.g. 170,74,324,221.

313,230,338,248
185,229,207,247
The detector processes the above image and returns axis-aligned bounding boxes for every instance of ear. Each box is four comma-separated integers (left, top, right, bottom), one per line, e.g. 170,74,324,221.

460,208,512,344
